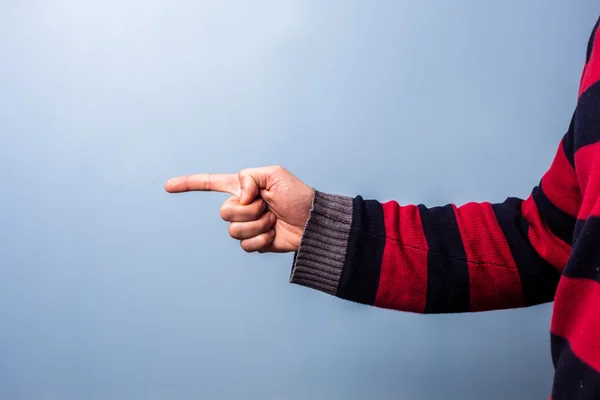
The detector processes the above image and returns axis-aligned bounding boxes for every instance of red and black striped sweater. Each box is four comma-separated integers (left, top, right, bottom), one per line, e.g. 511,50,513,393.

290,16,600,399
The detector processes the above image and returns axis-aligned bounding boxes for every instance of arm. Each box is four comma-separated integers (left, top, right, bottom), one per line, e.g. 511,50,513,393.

291,127,579,314
290,16,600,316
164,22,593,316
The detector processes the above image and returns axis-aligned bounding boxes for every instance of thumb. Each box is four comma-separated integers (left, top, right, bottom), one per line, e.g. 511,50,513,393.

238,170,261,205
238,166,282,205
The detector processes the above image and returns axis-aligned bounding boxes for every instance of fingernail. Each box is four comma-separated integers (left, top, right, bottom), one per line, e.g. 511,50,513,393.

270,229,276,237
269,213,276,224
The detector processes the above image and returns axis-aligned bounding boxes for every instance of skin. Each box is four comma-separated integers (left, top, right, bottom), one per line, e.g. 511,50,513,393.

164,166,315,253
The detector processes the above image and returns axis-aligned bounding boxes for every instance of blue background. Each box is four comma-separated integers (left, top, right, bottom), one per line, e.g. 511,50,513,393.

1,1,599,399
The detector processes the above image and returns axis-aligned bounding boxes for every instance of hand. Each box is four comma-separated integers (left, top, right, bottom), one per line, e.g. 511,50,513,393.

164,166,314,253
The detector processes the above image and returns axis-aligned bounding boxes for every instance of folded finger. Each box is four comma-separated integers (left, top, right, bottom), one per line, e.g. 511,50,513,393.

229,212,276,240
240,229,276,253
220,196,266,222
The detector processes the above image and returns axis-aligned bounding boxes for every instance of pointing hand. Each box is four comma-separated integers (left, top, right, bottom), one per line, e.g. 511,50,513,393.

164,166,315,253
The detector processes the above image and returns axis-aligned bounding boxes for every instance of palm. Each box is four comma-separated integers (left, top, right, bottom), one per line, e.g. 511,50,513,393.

271,219,304,252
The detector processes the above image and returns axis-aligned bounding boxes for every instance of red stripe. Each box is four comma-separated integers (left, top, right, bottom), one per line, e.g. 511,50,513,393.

575,142,600,219
541,141,581,217
376,201,428,313
522,196,571,271
454,202,523,311
551,276,600,373
579,27,600,97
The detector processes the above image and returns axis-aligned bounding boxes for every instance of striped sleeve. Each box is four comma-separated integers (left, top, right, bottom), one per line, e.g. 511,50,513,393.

291,147,577,313
289,15,600,399
290,71,580,316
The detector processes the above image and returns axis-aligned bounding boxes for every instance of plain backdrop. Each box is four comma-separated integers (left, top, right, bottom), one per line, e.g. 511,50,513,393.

1,1,599,399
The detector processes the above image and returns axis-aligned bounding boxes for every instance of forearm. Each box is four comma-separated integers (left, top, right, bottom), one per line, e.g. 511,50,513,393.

291,186,572,314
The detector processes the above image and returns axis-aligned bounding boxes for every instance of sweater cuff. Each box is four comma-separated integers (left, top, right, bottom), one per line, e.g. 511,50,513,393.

289,191,354,295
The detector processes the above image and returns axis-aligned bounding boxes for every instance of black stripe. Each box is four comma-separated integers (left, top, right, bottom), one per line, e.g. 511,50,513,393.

551,334,600,399
574,218,584,241
563,216,600,284
562,115,576,168
492,198,560,306
586,17,600,64
532,181,576,245
336,197,384,305
418,204,470,313
574,81,600,152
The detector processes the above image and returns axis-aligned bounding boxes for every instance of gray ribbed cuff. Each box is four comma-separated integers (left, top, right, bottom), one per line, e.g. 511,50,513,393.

290,191,354,295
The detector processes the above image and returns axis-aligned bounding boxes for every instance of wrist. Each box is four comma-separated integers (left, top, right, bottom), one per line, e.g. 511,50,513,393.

289,191,354,294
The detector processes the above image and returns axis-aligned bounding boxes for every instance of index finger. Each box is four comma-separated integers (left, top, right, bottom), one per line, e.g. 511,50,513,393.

164,173,240,195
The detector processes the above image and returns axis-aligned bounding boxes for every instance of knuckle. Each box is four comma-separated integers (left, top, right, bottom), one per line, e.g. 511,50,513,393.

238,169,249,180
220,204,231,221
220,196,240,221
228,223,237,238
272,165,284,173
240,240,254,253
